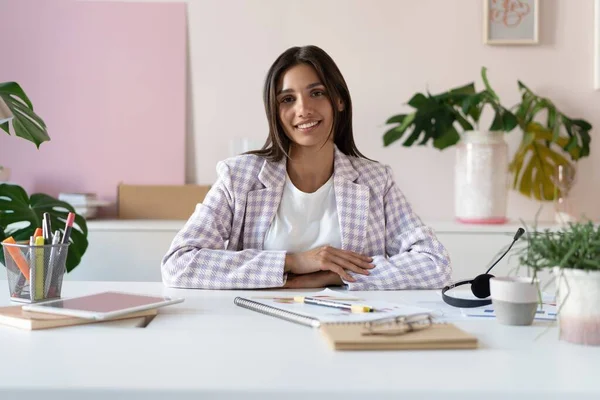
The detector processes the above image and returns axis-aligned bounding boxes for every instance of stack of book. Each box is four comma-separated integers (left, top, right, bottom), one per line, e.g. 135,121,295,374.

58,193,110,219
0,305,157,330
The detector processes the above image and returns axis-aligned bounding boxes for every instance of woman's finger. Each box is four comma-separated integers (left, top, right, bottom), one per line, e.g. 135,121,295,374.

326,263,355,282
329,248,374,269
328,254,370,275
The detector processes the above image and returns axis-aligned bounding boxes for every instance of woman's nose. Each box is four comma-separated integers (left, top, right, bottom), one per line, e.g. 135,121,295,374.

295,96,314,117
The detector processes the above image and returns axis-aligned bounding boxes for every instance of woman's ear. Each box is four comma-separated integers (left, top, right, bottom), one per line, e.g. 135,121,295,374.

337,98,345,112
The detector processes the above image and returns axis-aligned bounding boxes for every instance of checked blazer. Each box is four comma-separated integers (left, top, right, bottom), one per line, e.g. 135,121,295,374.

161,146,452,290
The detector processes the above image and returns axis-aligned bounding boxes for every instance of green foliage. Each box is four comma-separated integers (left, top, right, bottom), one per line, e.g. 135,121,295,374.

0,81,88,273
383,67,517,150
0,82,50,148
383,68,593,201
510,82,592,201
0,184,88,273
518,221,600,272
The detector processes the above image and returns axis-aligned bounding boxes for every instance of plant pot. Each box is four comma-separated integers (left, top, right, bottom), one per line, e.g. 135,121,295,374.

454,131,508,224
555,268,600,346
490,276,538,325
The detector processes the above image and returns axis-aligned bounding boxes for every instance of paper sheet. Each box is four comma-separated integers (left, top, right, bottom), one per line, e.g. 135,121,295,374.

250,288,432,324
460,293,557,321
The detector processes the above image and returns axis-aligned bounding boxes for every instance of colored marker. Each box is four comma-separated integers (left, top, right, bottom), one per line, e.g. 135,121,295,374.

34,235,45,300
2,237,30,281
294,296,374,313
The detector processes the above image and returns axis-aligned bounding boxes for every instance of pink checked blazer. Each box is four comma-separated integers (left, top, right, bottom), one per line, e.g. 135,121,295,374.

161,146,452,290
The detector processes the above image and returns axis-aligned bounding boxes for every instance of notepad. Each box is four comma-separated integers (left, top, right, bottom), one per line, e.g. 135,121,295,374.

235,289,433,327
0,305,158,330
320,323,478,351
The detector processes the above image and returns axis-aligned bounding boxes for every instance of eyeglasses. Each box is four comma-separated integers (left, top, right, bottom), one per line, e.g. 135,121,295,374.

362,313,434,336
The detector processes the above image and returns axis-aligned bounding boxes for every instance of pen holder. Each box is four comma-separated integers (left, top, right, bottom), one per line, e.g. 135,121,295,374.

1,241,70,303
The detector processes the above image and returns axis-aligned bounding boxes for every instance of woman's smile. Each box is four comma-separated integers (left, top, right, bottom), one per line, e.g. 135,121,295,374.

296,120,321,133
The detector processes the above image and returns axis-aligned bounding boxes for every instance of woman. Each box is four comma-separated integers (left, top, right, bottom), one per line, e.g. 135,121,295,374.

161,45,451,290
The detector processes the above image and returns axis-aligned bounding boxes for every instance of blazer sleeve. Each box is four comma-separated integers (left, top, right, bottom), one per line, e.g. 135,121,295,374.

345,166,452,290
161,161,287,289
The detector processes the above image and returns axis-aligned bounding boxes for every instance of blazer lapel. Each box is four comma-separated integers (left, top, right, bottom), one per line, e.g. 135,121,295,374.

243,157,285,250
333,147,370,253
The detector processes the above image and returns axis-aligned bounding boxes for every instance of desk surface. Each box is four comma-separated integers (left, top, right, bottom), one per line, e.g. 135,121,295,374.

0,281,598,400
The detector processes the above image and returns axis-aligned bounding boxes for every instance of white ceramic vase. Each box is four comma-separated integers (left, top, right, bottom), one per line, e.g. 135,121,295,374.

454,131,508,224
555,268,600,346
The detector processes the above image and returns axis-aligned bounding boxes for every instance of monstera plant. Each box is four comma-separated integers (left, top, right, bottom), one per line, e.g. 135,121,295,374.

0,82,50,147
383,68,592,201
0,81,88,272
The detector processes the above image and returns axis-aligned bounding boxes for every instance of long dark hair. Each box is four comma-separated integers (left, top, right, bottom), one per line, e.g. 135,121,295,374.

248,45,368,161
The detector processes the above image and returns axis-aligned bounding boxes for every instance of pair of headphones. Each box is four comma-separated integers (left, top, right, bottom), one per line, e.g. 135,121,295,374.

441,228,525,308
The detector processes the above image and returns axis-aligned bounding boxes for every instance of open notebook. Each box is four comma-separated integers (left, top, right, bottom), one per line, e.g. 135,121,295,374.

234,289,478,350
234,289,432,327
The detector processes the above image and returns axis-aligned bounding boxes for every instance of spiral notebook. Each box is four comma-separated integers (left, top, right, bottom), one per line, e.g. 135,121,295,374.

234,289,432,328
234,289,478,350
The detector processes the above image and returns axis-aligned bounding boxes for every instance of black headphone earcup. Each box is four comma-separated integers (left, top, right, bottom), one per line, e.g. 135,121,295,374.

471,274,494,298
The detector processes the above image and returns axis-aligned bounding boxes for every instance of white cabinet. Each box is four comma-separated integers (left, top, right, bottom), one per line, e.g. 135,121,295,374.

3,219,557,283
65,220,182,282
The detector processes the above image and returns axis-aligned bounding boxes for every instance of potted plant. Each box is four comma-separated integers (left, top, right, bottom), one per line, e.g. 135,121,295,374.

518,221,600,345
383,68,593,222
0,81,88,274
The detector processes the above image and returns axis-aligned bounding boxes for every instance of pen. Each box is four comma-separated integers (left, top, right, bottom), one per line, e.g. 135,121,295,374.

42,212,52,244
62,212,75,244
293,296,374,313
45,230,61,297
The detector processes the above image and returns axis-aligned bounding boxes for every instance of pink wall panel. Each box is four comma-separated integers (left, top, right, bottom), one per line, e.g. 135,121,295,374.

0,0,186,214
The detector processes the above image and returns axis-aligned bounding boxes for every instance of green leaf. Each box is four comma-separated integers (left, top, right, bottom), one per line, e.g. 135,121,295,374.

0,82,50,148
0,184,88,273
407,93,429,109
480,67,499,101
433,126,460,149
403,120,427,146
385,114,407,124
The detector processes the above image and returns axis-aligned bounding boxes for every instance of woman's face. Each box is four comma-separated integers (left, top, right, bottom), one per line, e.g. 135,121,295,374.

276,64,340,151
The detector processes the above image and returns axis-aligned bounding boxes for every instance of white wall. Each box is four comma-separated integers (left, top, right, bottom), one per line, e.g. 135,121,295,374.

103,0,600,222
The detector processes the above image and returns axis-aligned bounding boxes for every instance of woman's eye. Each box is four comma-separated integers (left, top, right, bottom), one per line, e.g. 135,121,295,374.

312,90,325,97
280,96,294,104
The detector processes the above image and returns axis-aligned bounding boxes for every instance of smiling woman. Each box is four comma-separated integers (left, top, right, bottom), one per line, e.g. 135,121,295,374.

161,45,452,291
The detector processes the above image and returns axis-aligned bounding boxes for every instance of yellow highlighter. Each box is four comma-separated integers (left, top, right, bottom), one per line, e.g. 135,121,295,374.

34,235,45,300
294,296,374,313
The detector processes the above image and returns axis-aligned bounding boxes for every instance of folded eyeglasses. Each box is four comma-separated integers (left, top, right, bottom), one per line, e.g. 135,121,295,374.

362,313,434,336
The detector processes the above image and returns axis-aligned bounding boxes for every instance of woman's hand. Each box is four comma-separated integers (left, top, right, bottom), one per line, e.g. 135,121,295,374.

283,271,344,289
284,245,374,282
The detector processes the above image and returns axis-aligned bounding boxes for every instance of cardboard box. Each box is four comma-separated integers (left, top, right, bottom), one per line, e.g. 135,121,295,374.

117,184,211,220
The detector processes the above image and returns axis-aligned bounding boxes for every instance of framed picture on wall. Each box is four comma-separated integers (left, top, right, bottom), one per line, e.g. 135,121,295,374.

483,0,539,45
595,0,600,89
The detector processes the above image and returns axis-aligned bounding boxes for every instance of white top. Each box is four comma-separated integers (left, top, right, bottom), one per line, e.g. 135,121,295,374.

263,173,341,252
1,281,599,400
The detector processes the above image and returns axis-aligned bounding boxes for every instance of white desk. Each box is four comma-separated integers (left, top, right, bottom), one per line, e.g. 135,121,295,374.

0,281,598,400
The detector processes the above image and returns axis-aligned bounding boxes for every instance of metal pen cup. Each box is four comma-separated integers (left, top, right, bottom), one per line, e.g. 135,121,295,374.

1,241,70,303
